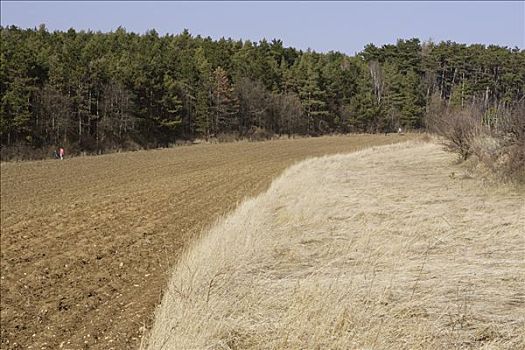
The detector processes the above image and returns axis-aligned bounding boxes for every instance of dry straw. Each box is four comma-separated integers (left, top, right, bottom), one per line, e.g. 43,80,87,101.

146,141,525,350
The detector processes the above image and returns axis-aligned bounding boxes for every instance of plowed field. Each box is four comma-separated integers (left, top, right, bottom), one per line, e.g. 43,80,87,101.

1,135,411,349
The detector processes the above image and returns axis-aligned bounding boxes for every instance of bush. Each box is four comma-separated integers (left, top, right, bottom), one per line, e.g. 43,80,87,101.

495,104,525,181
247,127,274,141
428,103,481,161
0,143,66,161
216,132,240,143
427,98,524,183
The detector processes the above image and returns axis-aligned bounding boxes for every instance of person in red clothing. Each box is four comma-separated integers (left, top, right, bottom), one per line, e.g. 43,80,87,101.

59,147,64,160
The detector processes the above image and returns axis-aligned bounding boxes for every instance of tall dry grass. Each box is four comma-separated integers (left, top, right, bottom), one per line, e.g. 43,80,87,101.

146,141,525,350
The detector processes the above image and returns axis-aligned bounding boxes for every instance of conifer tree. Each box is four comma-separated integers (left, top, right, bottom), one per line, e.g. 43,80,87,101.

194,47,212,139
1,25,523,158
212,66,239,134
297,53,329,134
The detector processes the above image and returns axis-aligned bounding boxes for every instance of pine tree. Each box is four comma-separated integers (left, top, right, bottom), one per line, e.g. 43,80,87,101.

158,74,183,132
349,63,381,132
1,76,32,144
296,53,329,134
212,66,239,134
1,25,523,157
400,71,425,128
194,47,212,139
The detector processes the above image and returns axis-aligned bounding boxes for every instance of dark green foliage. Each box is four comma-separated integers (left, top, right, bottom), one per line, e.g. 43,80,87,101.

1,25,523,159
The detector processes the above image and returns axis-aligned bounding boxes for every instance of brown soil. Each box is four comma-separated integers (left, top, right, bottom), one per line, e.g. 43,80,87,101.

1,135,412,349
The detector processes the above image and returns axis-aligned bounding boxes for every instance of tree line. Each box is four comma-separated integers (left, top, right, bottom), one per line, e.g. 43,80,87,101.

1,25,524,158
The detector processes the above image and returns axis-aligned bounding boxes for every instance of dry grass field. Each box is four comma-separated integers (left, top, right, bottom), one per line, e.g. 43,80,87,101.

146,141,524,349
0,135,408,350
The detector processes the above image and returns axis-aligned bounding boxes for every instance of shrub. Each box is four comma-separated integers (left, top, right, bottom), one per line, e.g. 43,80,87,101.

429,104,481,161
495,104,525,181
427,96,524,183
247,127,274,141
216,132,240,143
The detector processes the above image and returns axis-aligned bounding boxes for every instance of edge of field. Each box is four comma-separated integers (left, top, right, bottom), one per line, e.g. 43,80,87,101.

145,140,525,349
2,135,417,349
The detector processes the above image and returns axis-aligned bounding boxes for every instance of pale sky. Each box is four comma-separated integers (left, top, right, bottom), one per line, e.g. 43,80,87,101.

1,1,524,54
